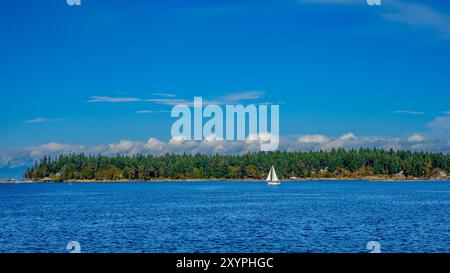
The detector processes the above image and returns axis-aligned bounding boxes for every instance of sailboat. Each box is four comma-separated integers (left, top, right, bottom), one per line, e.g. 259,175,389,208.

266,165,280,185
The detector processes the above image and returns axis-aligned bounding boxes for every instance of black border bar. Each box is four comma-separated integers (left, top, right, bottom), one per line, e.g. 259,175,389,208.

0,253,448,272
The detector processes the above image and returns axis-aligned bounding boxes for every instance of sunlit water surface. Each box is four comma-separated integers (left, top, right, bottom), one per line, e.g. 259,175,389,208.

1,181,449,253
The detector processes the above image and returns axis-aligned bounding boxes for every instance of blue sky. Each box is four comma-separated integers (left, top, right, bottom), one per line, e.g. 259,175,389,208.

1,0,450,172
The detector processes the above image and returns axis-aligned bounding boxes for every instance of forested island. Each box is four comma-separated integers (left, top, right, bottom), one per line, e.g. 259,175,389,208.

24,149,449,182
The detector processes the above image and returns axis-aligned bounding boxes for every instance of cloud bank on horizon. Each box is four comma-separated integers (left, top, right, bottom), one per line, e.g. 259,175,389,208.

1,132,449,169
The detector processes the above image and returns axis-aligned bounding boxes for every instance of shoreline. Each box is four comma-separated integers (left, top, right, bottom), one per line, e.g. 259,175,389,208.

1,178,449,184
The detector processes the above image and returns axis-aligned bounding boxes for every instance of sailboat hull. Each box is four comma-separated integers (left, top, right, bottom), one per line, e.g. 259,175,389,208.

267,181,281,185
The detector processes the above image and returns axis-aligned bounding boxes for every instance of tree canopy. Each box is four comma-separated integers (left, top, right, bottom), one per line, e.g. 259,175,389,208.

24,149,450,181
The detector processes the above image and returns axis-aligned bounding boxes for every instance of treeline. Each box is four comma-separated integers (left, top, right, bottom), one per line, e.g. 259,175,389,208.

24,149,450,181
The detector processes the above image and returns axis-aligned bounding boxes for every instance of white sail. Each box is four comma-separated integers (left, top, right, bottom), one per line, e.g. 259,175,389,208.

271,166,279,182
266,167,272,181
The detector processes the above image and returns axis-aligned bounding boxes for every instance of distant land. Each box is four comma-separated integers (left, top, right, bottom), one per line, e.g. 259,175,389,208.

23,149,449,182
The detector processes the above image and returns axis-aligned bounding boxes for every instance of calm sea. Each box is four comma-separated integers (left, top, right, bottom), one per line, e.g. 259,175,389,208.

0,181,449,253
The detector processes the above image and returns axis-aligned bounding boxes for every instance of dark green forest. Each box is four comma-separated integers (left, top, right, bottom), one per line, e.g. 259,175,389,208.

24,149,450,181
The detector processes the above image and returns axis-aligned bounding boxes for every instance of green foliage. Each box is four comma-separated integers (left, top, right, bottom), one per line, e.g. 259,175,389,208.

24,149,450,181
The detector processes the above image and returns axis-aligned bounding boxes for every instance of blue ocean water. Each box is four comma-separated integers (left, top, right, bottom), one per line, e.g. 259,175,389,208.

0,181,449,253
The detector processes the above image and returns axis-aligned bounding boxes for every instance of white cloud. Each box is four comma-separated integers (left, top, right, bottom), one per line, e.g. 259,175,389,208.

151,93,176,97
382,1,450,39
144,138,166,152
25,117,47,124
298,134,330,144
246,132,277,142
29,143,85,157
145,98,194,106
321,132,358,150
88,96,141,103
1,133,449,169
136,110,170,114
87,91,267,110
0,155,15,168
407,134,425,142
145,91,266,106
25,117,63,124
299,0,450,39
428,116,450,130
169,135,191,144
221,91,264,103
339,132,357,141
203,135,224,142
394,110,425,115
106,140,144,155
